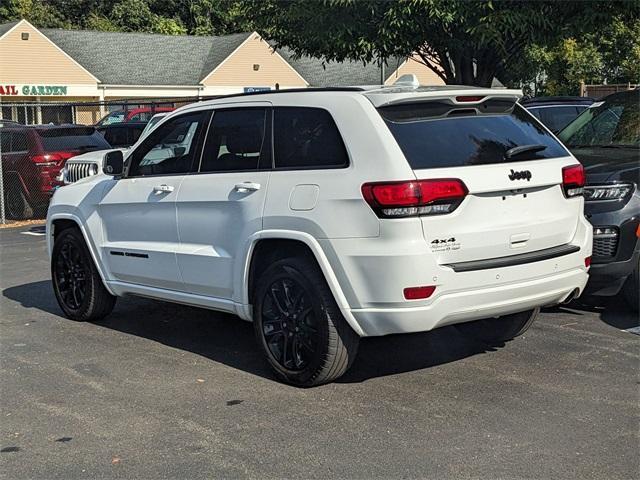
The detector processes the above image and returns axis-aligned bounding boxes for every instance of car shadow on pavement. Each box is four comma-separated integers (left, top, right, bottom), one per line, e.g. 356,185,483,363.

3,280,519,384
546,298,638,330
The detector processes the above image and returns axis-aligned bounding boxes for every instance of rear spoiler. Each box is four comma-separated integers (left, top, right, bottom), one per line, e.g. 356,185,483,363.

367,88,523,108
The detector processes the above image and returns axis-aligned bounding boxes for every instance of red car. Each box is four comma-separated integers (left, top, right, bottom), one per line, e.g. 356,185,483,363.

1,125,110,219
96,107,174,126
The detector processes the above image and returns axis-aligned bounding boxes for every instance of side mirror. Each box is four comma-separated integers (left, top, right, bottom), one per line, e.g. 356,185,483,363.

103,150,124,176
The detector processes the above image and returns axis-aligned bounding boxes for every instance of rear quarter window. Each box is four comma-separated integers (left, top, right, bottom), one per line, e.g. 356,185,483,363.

379,101,569,169
273,107,349,169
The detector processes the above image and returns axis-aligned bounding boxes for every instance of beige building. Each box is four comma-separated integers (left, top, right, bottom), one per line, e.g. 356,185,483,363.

0,19,444,124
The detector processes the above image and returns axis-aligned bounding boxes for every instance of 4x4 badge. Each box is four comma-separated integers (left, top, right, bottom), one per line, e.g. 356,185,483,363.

508,169,532,181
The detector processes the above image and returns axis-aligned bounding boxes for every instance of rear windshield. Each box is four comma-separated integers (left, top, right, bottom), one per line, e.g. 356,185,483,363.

37,127,111,152
379,101,568,169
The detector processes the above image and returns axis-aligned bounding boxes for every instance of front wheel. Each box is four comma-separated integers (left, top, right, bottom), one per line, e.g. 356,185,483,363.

253,256,359,387
51,228,116,321
456,308,540,345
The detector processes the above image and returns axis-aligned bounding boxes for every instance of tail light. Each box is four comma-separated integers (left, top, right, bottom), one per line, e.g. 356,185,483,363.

584,256,591,268
362,179,468,218
31,152,76,167
562,164,585,198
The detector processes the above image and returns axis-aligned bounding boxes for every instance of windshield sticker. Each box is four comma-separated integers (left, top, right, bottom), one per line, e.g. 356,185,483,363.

589,101,604,108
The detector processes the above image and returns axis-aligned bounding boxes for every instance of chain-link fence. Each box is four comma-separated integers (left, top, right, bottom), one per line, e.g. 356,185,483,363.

0,96,211,224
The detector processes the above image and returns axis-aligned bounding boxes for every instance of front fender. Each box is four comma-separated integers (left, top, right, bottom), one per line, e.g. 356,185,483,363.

46,209,115,296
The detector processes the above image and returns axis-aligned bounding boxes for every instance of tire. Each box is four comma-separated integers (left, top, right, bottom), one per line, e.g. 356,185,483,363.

253,256,359,387
51,228,116,321
622,258,639,312
4,183,33,220
456,308,540,345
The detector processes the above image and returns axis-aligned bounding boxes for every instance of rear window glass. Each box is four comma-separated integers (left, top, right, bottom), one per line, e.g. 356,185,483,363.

274,107,349,169
379,102,568,169
37,127,111,152
528,106,583,133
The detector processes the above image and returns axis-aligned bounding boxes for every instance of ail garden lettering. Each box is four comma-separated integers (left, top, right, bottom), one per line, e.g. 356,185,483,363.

0,85,68,96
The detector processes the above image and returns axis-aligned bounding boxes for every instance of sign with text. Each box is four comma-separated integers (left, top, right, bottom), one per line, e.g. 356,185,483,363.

0,85,68,96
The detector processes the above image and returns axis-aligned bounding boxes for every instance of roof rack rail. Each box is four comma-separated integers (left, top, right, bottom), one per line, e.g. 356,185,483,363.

200,86,365,102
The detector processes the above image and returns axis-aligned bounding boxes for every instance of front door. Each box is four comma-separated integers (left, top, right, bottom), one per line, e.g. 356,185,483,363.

98,110,209,290
176,105,271,300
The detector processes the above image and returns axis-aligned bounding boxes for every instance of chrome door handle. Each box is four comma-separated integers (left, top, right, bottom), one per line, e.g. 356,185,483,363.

153,184,174,194
234,182,261,192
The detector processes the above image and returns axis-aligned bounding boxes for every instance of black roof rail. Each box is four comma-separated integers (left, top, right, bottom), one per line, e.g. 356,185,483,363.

198,86,366,102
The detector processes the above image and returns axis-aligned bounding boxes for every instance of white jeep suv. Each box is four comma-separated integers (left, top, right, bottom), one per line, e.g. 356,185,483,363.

47,86,592,386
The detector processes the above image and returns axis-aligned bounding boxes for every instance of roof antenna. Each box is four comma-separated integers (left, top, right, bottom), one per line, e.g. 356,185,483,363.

393,74,419,89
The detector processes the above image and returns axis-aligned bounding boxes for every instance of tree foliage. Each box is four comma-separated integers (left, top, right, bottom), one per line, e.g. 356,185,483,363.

0,0,637,90
0,0,251,35
243,0,638,87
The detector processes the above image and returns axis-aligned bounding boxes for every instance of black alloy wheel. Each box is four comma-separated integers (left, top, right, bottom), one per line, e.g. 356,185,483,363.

254,256,359,387
261,276,320,371
51,228,116,321
54,239,88,311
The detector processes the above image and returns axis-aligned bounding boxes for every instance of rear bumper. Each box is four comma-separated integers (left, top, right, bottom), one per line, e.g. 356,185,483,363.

321,216,592,337
349,268,588,336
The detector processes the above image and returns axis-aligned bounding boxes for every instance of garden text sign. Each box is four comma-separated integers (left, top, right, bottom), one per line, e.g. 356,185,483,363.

0,84,68,96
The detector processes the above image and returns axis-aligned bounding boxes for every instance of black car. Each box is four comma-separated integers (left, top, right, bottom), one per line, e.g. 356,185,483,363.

558,90,639,310
522,96,594,133
96,122,147,148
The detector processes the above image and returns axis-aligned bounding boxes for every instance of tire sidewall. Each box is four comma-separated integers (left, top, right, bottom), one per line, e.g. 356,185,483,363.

253,259,331,386
51,228,96,320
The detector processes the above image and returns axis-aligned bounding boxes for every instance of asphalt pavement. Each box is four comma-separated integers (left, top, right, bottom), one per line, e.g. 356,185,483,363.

1,225,638,479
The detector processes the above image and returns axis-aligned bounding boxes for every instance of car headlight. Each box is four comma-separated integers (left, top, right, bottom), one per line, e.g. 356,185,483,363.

584,184,633,201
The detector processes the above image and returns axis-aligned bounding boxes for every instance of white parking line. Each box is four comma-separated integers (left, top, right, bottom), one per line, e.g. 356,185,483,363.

20,231,46,237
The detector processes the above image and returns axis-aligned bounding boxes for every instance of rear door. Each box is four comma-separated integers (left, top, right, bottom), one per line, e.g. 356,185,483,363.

378,98,581,265
176,103,271,300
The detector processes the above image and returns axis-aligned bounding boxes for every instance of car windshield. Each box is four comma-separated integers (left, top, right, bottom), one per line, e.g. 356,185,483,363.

140,115,165,137
97,110,126,126
558,91,640,148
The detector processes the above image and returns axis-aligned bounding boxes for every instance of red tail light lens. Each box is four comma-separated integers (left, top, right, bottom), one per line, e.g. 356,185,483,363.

404,286,436,300
562,164,585,198
362,179,468,218
584,256,591,268
32,152,76,167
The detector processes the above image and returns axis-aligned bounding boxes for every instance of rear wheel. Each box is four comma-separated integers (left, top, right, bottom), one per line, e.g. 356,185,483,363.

5,183,33,220
456,308,540,345
622,258,639,312
51,228,116,321
253,256,359,387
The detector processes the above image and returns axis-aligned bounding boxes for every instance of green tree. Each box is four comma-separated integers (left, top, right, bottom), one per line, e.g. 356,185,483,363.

244,0,637,87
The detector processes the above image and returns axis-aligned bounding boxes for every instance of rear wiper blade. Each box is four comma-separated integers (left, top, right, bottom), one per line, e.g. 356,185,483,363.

505,144,547,159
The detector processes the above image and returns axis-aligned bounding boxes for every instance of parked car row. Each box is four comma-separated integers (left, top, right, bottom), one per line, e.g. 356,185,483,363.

1,111,173,219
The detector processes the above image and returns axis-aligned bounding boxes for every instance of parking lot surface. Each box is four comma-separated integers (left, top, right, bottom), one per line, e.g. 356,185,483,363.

1,225,638,479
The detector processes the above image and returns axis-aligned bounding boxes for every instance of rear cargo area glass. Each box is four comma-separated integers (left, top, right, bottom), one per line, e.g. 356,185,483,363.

37,128,110,152
379,103,568,169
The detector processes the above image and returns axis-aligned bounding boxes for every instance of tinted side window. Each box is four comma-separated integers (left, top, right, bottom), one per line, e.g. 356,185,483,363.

128,111,207,177
200,108,269,173
1,131,11,152
11,132,28,152
274,107,349,169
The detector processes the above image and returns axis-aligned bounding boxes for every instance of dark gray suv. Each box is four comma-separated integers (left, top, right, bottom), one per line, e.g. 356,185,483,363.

559,90,639,311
